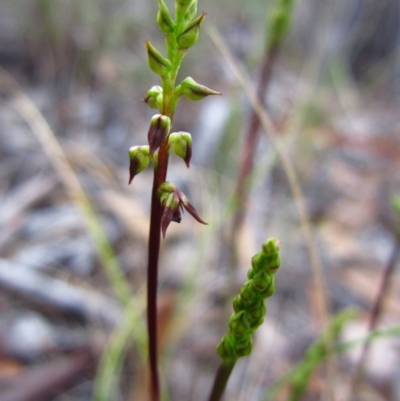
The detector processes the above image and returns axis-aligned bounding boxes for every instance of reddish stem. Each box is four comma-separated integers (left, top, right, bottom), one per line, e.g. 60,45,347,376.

233,44,278,228
147,123,172,401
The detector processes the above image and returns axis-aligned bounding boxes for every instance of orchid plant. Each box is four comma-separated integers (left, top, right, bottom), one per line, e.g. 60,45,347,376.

127,1,282,401
128,0,220,399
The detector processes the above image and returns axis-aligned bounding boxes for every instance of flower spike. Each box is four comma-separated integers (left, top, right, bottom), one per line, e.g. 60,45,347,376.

216,238,281,362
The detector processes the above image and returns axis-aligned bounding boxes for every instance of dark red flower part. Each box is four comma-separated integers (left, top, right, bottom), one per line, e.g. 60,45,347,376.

181,197,207,225
161,205,176,238
147,114,171,155
159,185,207,238
172,208,182,223
184,143,192,168
128,158,138,185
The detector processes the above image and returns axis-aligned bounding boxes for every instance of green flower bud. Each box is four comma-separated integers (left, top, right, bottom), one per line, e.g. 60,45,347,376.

249,317,264,330
262,237,280,257
247,267,255,280
184,1,197,21
229,311,250,337
143,86,163,110
168,132,192,167
175,76,221,101
158,181,177,197
239,281,257,306
251,253,262,272
252,270,273,292
145,40,171,77
247,300,266,322
252,238,280,272
175,0,197,22
128,146,150,184
216,334,236,361
232,294,245,313
177,13,205,49
259,275,275,299
157,0,175,34
147,114,171,155
165,192,180,209
235,335,252,357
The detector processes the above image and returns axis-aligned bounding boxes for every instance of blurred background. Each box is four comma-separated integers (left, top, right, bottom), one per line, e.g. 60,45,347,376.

0,0,400,400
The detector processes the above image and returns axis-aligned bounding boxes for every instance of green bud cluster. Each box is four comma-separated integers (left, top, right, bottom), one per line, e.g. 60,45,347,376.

217,238,281,363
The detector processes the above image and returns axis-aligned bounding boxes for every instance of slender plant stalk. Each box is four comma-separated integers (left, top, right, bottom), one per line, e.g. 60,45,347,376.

207,361,236,401
128,3,220,400
146,43,188,401
147,127,169,401
232,0,295,236
351,195,400,398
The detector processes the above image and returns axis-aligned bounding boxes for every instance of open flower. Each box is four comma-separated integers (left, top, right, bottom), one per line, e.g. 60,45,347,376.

158,181,207,238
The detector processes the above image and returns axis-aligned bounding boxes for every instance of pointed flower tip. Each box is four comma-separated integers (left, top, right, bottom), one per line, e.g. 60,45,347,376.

169,131,192,167
177,13,206,49
128,146,150,184
158,183,207,237
178,77,221,101
145,40,171,76
182,200,208,225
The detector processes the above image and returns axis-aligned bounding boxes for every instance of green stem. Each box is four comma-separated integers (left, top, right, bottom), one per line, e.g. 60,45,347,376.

207,360,236,401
